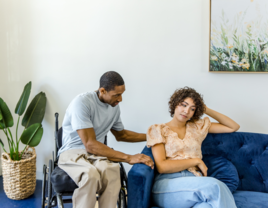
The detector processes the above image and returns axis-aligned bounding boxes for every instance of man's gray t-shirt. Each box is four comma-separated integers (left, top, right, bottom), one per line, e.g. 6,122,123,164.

58,91,124,156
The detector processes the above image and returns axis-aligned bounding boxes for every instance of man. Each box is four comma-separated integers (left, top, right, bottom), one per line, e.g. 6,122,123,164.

58,71,154,208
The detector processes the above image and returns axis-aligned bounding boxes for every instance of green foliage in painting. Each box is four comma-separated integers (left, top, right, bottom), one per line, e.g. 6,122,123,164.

210,4,268,72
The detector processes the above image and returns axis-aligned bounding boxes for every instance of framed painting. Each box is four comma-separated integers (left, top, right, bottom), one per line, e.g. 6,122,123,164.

209,0,268,72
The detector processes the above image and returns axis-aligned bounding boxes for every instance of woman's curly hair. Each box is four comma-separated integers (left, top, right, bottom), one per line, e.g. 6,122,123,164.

168,87,205,122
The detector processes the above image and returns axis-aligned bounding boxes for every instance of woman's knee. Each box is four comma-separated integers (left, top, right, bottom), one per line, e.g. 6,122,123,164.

203,177,231,195
206,177,226,188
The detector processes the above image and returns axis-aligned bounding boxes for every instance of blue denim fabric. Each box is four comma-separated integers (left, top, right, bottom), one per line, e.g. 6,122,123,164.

152,170,237,208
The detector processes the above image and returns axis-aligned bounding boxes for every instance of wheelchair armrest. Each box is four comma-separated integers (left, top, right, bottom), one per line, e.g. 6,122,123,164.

128,146,156,208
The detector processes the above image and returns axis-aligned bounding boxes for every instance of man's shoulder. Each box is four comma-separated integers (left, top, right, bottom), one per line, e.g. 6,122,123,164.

67,91,96,111
76,91,96,100
72,91,96,104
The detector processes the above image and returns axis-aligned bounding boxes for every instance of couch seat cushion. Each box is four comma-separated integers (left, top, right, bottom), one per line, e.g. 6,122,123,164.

51,166,78,193
233,191,268,208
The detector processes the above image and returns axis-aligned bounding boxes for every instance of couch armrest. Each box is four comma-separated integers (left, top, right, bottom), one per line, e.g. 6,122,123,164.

128,147,156,208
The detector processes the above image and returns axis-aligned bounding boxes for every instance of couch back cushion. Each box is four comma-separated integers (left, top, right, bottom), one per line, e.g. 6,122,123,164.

202,132,268,193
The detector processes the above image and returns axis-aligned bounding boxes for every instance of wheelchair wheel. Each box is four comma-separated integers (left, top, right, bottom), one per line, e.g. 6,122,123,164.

117,189,127,208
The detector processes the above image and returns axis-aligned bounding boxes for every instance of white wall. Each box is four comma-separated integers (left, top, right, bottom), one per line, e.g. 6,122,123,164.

1,0,268,180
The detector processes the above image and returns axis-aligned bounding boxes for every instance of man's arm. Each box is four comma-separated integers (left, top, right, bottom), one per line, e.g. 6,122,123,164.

110,129,146,142
77,128,154,168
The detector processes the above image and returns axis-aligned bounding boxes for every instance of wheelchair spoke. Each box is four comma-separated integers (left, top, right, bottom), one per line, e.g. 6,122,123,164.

41,164,47,208
47,160,53,207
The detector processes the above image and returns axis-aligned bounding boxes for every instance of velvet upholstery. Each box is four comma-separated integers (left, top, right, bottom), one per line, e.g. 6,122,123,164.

233,191,268,208
202,132,268,192
128,146,156,208
203,155,239,193
128,132,268,208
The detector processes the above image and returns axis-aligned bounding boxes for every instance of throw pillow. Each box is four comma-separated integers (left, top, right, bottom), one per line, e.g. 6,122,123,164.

203,155,239,193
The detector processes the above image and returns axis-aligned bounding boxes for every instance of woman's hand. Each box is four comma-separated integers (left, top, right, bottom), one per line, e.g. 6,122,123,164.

195,158,208,176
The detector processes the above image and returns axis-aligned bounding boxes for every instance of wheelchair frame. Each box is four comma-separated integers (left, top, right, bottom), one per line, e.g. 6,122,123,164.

41,113,128,208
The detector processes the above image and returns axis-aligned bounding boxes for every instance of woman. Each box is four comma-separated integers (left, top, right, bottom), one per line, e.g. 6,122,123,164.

147,87,240,208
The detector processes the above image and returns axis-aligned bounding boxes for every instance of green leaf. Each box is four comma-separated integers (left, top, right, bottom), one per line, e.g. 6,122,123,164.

0,138,4,147
0,98,14,129
15,82,32,116
0,110,2,120
0,138,7,153
21,123,43,147
22,92,47,128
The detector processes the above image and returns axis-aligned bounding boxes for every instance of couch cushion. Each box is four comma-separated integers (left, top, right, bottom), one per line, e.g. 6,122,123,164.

51,166,78,193
203,155,239,193
233,190,268,208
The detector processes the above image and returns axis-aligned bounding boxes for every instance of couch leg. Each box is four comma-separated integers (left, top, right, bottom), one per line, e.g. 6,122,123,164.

57,193,64,208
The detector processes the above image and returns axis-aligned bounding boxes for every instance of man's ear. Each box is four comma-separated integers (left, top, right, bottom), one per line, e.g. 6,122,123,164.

99,87,107,95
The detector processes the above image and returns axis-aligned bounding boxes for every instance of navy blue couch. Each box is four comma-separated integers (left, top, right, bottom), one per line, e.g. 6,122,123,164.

128,132,268,208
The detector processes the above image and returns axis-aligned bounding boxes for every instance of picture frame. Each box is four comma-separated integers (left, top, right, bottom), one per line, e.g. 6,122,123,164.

209,0,268,73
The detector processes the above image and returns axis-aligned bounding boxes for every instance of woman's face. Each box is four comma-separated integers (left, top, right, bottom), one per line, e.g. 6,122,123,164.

174,97,196,122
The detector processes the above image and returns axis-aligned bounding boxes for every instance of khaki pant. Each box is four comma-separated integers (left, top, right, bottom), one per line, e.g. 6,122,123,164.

58,149,121,208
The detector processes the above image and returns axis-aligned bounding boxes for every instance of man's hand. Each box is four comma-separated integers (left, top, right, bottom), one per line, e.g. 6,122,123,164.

127,154,154,169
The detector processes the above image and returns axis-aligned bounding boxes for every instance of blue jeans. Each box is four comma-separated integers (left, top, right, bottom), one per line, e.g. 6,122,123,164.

152,170,237,208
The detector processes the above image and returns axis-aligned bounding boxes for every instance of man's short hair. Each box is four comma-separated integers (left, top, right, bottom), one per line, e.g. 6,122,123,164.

99,71,125,92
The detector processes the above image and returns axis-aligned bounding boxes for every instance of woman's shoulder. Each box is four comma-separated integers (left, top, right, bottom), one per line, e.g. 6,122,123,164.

188,117,211,131
147,123,166,133
146,123,168,147
148,123,165,129
147,123,172,138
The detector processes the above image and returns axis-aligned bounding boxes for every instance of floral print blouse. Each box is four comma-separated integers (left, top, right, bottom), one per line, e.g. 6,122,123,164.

146,117,211,176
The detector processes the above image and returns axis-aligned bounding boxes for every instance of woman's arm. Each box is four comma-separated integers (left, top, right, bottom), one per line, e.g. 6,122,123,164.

152,143,208,176
205,106,240,133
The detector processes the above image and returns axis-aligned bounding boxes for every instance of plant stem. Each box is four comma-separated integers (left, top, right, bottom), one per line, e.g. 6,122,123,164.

7,128,16,150
20,145,28,160
2,128,12,153
0,141,7,153
16,116,20,144
15,116,21,160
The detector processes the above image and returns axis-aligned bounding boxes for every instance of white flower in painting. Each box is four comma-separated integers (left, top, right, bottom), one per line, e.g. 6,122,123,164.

231,53,239,64
221,61,227,65
224,56,231,61
229,63,233,69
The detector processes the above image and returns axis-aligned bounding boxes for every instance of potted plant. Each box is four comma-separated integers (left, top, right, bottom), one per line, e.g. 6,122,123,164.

0,81,46,200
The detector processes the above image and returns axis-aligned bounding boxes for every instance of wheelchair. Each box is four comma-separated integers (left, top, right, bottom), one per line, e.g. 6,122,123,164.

41,113,128,208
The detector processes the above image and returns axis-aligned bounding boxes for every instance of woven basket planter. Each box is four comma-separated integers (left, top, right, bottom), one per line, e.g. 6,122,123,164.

1,146,36,200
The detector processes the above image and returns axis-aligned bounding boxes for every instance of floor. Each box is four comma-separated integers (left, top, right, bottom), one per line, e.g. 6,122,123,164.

0,176,109,208
0,176,75,208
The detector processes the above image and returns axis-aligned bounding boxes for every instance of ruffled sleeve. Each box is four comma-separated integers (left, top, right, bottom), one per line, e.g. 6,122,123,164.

146,124,166,148
195,117,211,135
